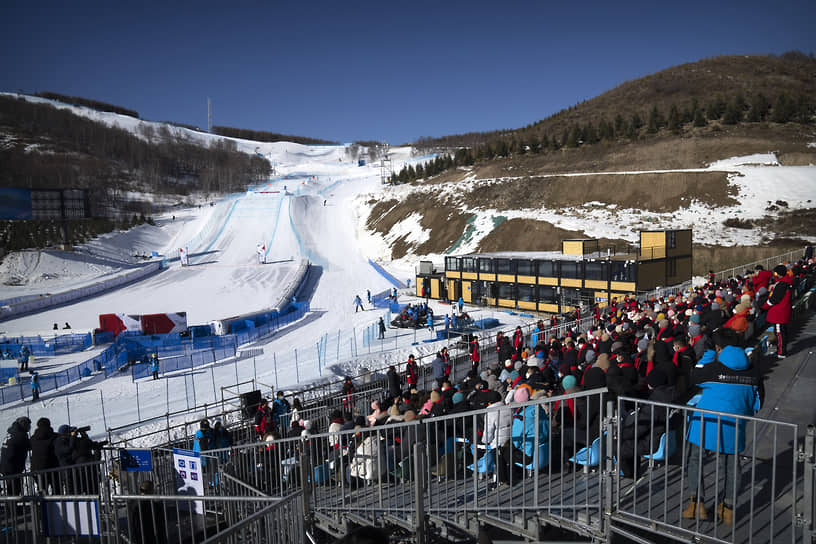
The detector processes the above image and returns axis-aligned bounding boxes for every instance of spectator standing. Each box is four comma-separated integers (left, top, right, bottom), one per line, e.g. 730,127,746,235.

378,317,386,340
30,417,59,493
469,337,481,373
193,419,213,452
149,354,160,380
386,366,401,399
682,329,761,525
762,265,793,358
31,372,41,402
405,355,419,389
0,416,31,495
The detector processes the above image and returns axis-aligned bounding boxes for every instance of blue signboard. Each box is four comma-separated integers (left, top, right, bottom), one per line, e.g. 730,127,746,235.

119,448,153,472
0,188,32,219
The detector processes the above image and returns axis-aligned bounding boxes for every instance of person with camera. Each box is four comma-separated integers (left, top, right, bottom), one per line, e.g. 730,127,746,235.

71,425,106,494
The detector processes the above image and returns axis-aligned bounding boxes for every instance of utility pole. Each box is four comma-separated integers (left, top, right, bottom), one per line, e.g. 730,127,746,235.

207,98,212,133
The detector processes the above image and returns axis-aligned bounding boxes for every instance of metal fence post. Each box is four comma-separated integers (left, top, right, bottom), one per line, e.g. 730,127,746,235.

602,399,616,540
802,424,815,541
414,441,426,544
299,447,313,541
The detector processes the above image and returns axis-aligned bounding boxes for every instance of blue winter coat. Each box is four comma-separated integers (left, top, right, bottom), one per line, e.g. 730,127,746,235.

511,404,549,467
193,429,213,452
686,346,760,454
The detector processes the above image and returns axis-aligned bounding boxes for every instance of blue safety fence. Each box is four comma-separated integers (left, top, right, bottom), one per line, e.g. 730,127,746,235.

131,345,238,380
1,332,93,358
0,301,311,405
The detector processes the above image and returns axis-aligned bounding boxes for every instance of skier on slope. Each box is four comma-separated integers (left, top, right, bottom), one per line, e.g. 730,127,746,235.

257,244,266,264
354,295,364,313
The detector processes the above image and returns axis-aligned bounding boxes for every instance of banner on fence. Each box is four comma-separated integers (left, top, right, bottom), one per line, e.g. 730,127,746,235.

173,448,204,514
141,312,188,335
98,313,142,337
41,499,100,536
119,448,153,472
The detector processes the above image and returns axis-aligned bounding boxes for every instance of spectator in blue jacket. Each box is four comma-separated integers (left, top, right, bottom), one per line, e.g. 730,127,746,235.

510,384,549,472
682,328,761,525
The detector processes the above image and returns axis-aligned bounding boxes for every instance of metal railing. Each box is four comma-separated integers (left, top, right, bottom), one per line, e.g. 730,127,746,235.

714,247,807,284
613,396,804,544
2,388,812,543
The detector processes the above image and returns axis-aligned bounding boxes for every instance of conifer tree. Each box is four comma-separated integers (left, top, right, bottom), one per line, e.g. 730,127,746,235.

614,114,625,134
771,94,795,123
667,104,682,133
693,108,707,127
746,93,770,122
707,95,726,120
631,113,643,131
647,106,662,134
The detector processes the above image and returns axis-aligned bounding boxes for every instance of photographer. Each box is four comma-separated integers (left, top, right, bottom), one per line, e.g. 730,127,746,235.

71,426,106,494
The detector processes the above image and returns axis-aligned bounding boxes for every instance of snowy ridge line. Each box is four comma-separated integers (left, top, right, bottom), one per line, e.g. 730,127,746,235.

367,259,404,288
0,262,162,322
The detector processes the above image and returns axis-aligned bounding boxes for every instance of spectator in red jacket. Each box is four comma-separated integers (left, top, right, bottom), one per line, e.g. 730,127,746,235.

762,265,793,357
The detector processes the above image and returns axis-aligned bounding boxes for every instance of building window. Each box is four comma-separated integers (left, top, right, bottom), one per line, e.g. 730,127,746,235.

497,283,515,300
496,259,513,275
611,261,636,282
478,258,494,273
538,286,558,304
561,261,582,279
516,260,533,276
462,257,477,273
446,257,459,272
585,261,607,281
537,260,556,277
562,287,581,308
518,284,536,302
472,281,486,301
668,231,677,249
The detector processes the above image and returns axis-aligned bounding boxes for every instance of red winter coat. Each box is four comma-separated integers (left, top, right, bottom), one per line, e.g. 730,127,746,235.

753,269,773,291
763,274,793,324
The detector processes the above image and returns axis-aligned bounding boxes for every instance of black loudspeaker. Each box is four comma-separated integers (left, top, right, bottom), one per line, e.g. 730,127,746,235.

241,390,262,420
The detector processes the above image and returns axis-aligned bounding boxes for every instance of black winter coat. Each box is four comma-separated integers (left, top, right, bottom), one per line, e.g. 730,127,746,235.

0,421,31,475
30,427,58,471
53,435,76,467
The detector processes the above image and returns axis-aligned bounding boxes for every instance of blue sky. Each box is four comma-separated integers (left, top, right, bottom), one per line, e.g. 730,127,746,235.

1,1,814,144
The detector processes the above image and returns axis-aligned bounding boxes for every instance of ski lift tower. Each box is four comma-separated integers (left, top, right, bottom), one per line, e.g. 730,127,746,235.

380,142,392,185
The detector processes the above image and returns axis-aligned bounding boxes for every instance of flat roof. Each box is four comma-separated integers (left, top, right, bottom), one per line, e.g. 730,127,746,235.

451,251,638,262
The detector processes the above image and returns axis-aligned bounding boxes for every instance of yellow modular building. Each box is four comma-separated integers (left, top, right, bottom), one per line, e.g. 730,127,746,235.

416,229,692,314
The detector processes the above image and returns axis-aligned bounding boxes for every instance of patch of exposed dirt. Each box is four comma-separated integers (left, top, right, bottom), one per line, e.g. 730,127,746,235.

365,194,468,259
757,208,816,240
477,219,632,252
465,171,734,212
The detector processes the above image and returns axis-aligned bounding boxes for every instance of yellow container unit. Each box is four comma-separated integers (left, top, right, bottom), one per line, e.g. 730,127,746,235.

433,230,691,313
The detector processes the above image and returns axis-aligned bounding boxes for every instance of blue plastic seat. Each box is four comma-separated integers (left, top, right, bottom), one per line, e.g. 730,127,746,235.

514,442,549,471
642,431,676,463
570,435,603,467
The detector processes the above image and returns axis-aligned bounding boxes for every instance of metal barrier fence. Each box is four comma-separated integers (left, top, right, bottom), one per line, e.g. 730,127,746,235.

714,247,808,284
131,345,238,380
613,395,804,544
2,388,811,543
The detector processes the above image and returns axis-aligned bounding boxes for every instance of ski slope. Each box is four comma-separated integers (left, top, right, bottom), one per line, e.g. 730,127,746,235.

0,139,491,444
